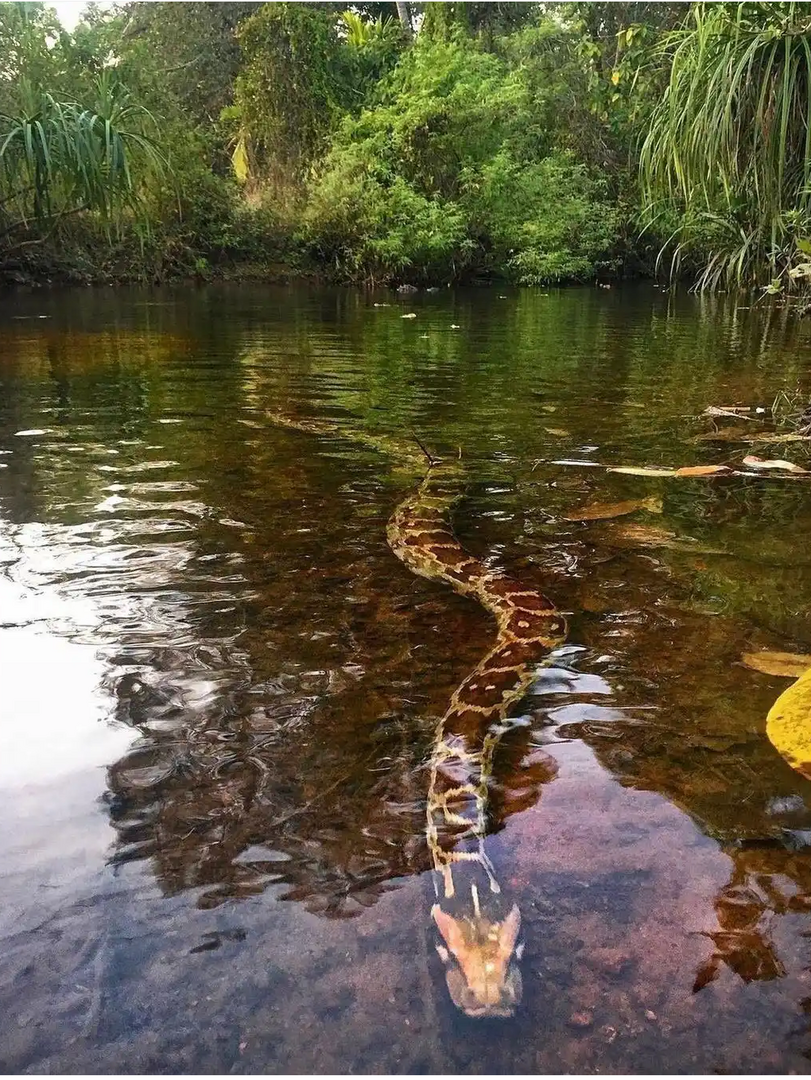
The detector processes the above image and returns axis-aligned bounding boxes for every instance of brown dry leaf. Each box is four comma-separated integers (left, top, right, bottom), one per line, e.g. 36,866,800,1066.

674,465,731,477
564,496,663,522
607,465,676,477
741,651,811,678
742,454,809,474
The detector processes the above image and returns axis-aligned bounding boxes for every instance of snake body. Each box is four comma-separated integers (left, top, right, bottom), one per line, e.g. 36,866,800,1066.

387,456,566,1016
268,415,566,1016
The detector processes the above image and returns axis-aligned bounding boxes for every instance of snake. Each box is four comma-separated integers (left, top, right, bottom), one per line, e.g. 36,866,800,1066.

268,413,567,1017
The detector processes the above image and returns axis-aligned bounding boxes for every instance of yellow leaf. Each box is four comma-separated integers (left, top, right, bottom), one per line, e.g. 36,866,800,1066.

766,666,811,778
742,651,811,677
611,70,621,86
231,134,249,182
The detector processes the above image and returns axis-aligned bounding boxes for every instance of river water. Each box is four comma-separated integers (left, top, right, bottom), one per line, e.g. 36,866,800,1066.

2,283,811,1072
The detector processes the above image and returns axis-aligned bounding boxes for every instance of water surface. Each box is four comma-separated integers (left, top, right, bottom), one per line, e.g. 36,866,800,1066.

3,284,811,1072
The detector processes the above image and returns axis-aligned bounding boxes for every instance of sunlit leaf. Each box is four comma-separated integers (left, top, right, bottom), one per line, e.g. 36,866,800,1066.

607,465,676,477
766,666,811,779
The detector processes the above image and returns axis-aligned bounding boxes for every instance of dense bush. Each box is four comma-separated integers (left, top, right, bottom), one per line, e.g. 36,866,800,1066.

9,1,806,292
301,33,621,284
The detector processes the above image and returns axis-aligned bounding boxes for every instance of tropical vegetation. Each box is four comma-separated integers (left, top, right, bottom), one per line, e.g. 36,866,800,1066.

2,0,811,293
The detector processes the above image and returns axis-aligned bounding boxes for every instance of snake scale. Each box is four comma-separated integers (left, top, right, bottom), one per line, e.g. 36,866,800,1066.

269,413,566,1017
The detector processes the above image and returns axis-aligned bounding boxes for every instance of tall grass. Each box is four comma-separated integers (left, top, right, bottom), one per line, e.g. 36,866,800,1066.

0,73,167,247
640,2,811,289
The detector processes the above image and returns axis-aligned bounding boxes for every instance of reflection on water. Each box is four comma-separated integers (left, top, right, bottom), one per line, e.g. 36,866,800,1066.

3,285,811,1070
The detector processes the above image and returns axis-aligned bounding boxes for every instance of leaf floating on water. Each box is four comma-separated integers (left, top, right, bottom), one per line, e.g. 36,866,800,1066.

401,312,418,319
674,465,731,477
549,459,607,468
742,455,809,474
607,466,677,477
742,651,811,678
544,428,570,437
564,496,663,521
703,405,759,420
766,667,811,778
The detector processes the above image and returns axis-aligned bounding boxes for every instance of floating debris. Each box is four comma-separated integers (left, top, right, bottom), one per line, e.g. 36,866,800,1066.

742,455,809,474
742,651,811,678
673,464,731,477
607,465,676,478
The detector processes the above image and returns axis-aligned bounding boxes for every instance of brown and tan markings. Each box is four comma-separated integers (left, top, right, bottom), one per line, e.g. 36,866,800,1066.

269,414,567,1017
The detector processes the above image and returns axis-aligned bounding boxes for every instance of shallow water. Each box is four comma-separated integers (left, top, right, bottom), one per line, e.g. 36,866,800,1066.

3,283,811,1071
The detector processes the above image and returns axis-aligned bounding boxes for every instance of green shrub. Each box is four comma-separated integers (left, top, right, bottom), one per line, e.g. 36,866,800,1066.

301,33,621,285
468,151,620,283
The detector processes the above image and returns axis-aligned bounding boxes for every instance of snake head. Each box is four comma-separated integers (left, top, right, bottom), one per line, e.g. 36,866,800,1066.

432,902,522,1018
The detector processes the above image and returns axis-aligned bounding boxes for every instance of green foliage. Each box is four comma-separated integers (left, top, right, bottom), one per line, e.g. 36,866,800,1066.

234,3,349,176
301,32,620,284
0,2,64,108
122,3,257,129
7,0,808,292
421,2,541,46
0,73,167,238
303,167,469,284
640,1,811,288
232,2,403,183
470,151,620,284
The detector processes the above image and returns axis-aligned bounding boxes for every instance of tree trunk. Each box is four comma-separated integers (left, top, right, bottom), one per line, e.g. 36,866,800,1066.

395,0,412,39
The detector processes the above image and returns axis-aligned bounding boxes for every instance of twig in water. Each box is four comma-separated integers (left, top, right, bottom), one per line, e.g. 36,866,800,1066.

411,429,440,466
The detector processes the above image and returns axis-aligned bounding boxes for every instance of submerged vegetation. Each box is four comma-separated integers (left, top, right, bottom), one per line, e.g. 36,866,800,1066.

2,1,811,291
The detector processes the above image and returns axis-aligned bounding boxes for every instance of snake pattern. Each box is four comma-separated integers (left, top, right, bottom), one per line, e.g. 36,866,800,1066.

268,414,567,1017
